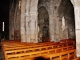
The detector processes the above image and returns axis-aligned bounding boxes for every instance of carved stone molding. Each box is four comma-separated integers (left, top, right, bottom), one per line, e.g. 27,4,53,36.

71,0,74,5
71,0,80,6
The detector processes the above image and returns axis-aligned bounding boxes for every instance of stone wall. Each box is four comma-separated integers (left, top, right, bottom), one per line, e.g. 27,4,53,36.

9,0,21,40
9,0,75,42
38,0,75,42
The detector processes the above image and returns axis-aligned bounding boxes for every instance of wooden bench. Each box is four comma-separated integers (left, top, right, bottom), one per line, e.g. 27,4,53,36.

3,45,75,60
72,57,80,60
1,41,55,48
2,42,75,52
4,49,76,60
44,49,76,60
1,41,66,51
4,45,74,54
1,40,76,60
2,39,75,49
60,39,76,46
2,43,58,50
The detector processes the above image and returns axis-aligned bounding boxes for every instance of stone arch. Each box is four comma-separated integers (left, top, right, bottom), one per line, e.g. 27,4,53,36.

38,0,55,42
38,6,49,42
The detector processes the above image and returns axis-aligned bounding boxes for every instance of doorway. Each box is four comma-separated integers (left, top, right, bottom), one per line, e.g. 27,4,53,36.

38,6,49,42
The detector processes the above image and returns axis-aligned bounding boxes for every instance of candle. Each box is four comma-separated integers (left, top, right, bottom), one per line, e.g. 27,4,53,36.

2,22,4,31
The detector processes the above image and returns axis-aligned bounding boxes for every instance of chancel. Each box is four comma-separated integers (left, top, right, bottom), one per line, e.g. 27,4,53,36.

0,0,80,60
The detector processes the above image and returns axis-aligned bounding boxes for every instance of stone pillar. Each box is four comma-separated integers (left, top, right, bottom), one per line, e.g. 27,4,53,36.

71,0,80,57
49,16,54,42
75,6,80,57
49,0,62,42
49,0,55,42
25,0,31,43
55,17,60,42
21,0,26,42
51,10,60,42
29,13,38,43
29,20,36,43
29,0,38,43
25,21,30,42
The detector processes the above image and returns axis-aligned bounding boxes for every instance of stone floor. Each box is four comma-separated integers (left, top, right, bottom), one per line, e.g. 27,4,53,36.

0,46,4,60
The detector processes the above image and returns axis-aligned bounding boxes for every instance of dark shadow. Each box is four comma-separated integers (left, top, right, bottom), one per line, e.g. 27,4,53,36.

34,56,49,60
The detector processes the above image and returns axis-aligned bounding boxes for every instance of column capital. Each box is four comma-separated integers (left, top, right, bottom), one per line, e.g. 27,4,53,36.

71,0,74,5
71,0,80,2
71,0,80,6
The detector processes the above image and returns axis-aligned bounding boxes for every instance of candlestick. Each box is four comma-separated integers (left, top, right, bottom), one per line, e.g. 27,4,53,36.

2,22,4,31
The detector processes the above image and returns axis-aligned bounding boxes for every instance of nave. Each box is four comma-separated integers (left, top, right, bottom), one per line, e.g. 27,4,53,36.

0,0,80,60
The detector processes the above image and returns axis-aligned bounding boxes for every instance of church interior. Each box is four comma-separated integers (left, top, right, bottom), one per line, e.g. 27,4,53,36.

0,0,80,60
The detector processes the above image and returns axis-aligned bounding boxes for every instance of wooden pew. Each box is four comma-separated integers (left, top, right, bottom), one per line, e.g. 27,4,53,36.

3,45,75,60
1,40,76,60
60,39,76,46
72,57,80,60
1,41,55,48
2,39,75,49
2,39,75,47
4,45,74,55
2,43,58,51
2,41,66,51
2,42,75,52
44,49,76,60
4,49,76,60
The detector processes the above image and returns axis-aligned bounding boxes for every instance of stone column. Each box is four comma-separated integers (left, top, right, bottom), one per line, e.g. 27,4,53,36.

21,0,26,42
35,19,38,43
75,6,80,57
71,0,80,57
25,21,30,42
49,0,62,42
55,17,60,42
29,19,36,43
49,0,55,42
29,13,38,43
25,0,31,43
49,16,54,42
51,9,60,42
29,0,38,43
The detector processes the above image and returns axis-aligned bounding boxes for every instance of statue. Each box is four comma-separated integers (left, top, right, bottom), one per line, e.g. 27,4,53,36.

61,16,66,31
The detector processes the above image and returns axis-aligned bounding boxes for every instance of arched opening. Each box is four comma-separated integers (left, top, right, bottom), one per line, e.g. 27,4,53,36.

58,0,75,40
42,26,49,42
38,6,49,42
